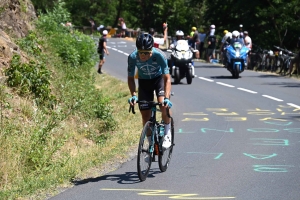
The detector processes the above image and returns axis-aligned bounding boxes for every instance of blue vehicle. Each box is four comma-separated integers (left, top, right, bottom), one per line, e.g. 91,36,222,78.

225,41,249,78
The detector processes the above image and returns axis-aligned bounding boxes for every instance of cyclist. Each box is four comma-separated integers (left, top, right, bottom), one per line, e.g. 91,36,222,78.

128,33,173,148
288,36,300,76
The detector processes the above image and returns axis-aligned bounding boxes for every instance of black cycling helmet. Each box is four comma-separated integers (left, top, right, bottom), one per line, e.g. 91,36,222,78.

136,33,154,50
149,28,155,36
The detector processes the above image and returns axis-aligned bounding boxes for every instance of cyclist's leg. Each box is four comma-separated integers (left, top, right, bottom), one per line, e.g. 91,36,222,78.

138,79,156,139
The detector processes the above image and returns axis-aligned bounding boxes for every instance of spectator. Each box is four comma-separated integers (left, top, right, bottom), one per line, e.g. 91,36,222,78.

288,36,300,76
239,24,244,39
118,18,127,38
188,27,196,47
97,30,109,74
219,30,232,65
198,28,207,59
206,24,217,63
244,31,252,68
89,17,96,35
149,24,168,48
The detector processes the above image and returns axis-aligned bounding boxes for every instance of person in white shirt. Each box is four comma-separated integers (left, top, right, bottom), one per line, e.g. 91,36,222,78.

244,31,252,49
243,31,252,68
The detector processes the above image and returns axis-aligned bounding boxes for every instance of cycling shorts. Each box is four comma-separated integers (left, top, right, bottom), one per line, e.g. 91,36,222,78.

138,75,164,110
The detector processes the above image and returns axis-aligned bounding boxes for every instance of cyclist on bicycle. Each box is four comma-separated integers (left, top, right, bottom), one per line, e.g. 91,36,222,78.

127,33,173,148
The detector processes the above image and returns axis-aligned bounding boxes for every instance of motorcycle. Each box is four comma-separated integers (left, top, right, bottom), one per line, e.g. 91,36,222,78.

167,40,197,84
225,41,249,78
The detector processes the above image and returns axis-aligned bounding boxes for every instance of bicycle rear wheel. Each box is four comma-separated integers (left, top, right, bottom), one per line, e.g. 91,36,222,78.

158,117,174,172
137,121,153,181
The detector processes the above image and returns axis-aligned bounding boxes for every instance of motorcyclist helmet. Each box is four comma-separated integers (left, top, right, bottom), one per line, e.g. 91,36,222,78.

223,30,228,35
232,30,240,38
136,33,154,50
192,27,197,31
176,30,184,40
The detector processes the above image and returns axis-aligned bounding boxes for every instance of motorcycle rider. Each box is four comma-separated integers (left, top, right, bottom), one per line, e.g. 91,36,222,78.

230,30,244,46
168,30,195,79
168,30,185,70
169,30,185,49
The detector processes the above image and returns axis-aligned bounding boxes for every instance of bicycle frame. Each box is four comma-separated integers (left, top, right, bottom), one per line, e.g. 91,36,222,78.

130,101,168,154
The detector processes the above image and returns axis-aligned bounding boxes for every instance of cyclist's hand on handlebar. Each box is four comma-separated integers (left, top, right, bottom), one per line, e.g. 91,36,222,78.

128,95,138,106
163,97,172,108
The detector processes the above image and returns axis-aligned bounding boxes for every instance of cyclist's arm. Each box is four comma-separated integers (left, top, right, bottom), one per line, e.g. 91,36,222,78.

128,76,136,96
163,74,171,99
127,55,137,96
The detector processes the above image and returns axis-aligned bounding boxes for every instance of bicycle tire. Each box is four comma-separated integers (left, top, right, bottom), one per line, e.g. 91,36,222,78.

137,121,153,181
158,117,174,172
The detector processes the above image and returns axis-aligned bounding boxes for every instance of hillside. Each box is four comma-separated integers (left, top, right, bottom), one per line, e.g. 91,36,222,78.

0,0,36,71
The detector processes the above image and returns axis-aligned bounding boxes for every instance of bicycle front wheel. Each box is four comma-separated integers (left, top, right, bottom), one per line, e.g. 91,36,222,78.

137,121,153,181
158,117,174,172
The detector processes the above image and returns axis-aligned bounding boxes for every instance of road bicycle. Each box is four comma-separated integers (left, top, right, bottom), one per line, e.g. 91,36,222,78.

250,44,269,71
129,100,175,181
274,46,296,76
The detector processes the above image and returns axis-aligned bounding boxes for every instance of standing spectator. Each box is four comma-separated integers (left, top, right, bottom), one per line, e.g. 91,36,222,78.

244,31,252,68
191,27,200,58
149,24,168,48
89,17,96,35
188,27,196,47
288,36,300,76
206,24,217,63
118,18,127,38
243,31,252,49
198,28,206,59
219,30,232,65
97,30,109,74
239,24,244,39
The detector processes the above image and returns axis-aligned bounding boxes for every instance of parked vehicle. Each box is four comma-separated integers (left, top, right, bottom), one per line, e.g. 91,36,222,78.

225,41,249,78
167,40,196,84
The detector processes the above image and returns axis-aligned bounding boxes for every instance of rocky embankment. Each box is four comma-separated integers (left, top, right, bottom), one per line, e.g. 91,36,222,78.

0,0,36,74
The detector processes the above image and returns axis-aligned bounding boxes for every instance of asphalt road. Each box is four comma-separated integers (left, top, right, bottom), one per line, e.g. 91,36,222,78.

50,38,300,200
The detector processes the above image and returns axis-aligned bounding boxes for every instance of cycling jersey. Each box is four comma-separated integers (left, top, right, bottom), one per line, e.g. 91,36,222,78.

128,47,169,79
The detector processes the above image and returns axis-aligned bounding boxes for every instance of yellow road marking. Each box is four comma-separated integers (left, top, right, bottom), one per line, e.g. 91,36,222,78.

182,118,209,121
101,188,235,199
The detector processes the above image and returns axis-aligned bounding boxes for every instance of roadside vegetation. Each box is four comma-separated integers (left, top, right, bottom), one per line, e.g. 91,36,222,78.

0,2,141,199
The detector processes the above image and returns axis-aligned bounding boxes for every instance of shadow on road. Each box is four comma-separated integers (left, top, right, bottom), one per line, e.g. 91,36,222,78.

264,82,300,88
71,168,161,185
210,75,236,79
194,64,222,69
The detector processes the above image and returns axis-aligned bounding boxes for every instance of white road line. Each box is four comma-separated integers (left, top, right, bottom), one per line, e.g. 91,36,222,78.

199,77,214,82
287,103,300,109
262,95,283,102
117,50,124,53
216,82,235,87
123,53,129,56
237,88,257,94
111,48,118,51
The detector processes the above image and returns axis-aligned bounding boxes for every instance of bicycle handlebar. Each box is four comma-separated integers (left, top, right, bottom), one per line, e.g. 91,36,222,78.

129,100,171,118
273,45,295,55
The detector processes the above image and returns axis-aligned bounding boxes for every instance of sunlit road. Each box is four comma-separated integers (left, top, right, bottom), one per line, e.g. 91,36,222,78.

50,38,300,200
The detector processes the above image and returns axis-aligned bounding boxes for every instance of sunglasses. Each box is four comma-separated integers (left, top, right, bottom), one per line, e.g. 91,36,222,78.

138,50,152,55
